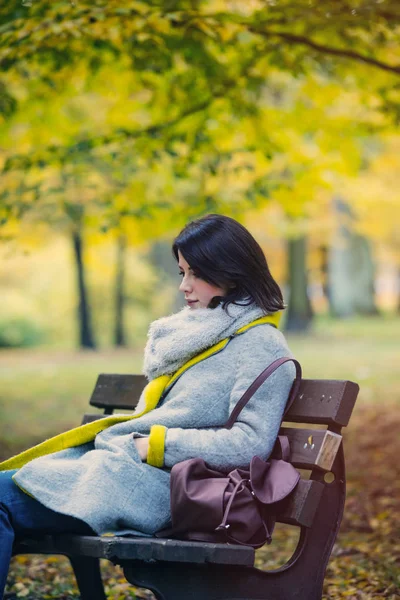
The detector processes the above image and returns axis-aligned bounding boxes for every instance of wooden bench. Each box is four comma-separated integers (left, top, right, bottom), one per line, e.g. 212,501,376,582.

13,373,359,600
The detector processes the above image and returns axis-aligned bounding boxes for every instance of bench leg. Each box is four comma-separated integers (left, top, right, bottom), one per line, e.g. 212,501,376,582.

123,560,313,600
69,556,106,600
124,558,325,600
123,561,225,600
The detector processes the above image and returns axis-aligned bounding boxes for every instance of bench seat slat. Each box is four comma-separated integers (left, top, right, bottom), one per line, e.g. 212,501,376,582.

15,535,255,566
89,374,359,427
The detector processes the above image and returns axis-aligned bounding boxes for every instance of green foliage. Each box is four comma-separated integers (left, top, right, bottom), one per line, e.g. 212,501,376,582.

0,316,44,348
0,81,16,118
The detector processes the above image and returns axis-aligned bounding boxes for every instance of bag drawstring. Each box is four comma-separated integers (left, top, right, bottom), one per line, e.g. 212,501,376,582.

215,478,247,531
216,476,273,548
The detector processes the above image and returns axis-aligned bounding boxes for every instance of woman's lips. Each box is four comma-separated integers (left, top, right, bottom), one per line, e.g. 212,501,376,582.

186,299,198,305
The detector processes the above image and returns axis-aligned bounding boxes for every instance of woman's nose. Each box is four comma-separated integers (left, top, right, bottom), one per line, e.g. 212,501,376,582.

179,276,192,293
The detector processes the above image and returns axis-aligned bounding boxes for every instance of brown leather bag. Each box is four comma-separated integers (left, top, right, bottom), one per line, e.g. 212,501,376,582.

157,358,302,548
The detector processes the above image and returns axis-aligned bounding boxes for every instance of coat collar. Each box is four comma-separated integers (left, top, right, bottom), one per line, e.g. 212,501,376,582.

143,302,281,381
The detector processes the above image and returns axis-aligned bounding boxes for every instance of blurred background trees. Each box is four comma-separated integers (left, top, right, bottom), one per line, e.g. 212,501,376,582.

1,0,399,347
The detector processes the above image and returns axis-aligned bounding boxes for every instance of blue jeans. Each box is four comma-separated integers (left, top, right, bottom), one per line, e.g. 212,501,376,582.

0,469,94,599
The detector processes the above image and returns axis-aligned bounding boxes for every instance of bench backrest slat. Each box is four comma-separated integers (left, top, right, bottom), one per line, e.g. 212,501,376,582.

82,412,342,473
277,427,342,471
90,374,145,410
287,379,359,427
90,374,359,427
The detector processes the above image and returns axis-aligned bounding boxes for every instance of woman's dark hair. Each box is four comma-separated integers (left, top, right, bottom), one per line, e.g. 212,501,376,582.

172,214,286,314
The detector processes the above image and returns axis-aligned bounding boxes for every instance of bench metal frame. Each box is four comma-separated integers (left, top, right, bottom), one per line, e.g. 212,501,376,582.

13,374,359,600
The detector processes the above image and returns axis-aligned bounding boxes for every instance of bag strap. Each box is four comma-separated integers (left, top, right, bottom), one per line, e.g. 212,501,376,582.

274,435,291,462
225,358,302,430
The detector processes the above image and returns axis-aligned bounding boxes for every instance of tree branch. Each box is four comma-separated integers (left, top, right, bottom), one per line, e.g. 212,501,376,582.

249,28,400,76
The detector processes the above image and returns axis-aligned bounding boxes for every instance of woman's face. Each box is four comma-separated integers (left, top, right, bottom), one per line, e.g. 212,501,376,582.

178,250,227,309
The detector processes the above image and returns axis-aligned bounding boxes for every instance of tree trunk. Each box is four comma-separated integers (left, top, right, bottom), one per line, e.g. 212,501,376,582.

327,234,354,318
398,267,400,315
319,244,330,306
350,234,379,315
72,230,96,349
286,236,313,332
114,233,127,347
328,198,378,317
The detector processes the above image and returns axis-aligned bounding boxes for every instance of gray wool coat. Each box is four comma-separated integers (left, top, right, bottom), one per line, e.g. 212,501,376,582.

13,304,296,536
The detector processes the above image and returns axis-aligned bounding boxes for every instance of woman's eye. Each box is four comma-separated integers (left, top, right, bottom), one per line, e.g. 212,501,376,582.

178,270,200,279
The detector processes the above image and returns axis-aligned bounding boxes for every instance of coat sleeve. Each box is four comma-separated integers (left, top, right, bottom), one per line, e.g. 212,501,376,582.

147,349,296,471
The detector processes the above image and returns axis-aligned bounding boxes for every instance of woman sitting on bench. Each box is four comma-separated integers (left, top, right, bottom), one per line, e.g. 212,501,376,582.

0,213,296,599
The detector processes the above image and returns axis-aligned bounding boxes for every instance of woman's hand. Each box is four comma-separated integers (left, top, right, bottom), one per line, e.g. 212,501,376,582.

134,436,149,461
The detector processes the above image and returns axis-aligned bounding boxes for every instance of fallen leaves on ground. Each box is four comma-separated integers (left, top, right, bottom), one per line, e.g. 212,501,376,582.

323,407,400,599
5,406,400,599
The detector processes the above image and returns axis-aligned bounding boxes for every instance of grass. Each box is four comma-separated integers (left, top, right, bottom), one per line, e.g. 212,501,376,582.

0,349,143,455
1,313,400,599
